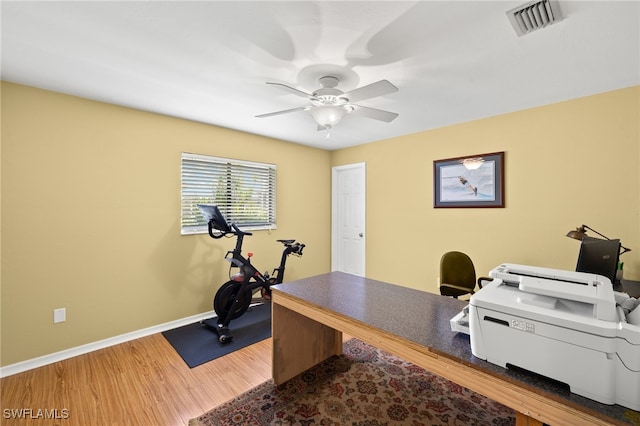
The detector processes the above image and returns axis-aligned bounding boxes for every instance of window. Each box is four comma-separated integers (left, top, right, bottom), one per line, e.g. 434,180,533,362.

181,152,276,235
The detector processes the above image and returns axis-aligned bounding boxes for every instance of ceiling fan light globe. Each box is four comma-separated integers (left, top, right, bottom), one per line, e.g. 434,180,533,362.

311,106,348,128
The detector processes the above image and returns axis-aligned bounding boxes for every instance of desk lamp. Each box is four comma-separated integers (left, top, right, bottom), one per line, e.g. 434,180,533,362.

566,224,631,255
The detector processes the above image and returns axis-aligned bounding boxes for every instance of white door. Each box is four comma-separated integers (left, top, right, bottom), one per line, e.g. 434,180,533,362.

332,162,366,276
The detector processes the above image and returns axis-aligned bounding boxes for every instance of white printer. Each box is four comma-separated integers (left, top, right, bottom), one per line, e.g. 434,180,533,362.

467,263,640,410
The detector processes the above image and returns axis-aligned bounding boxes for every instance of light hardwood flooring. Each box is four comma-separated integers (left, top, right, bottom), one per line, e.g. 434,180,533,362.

1,333,273,426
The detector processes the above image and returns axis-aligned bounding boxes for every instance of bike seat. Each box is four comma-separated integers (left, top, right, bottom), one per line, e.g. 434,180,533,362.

277,239,295,245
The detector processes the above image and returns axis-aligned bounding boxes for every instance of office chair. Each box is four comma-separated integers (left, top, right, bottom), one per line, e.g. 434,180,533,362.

439,251,490,298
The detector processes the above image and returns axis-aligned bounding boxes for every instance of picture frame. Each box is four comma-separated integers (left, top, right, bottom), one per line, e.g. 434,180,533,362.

433,151,505,208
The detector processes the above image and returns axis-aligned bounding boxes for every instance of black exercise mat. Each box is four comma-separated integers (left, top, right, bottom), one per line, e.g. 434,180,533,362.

162,302,271,368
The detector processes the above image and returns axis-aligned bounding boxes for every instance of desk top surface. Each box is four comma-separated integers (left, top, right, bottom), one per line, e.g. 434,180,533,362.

616,279,640,298
273,271,639,425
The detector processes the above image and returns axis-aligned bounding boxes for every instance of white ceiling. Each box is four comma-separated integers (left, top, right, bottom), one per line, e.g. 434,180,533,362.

2,1,639,150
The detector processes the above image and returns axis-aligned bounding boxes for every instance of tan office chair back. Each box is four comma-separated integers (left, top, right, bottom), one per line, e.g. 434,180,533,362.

439,251,477,298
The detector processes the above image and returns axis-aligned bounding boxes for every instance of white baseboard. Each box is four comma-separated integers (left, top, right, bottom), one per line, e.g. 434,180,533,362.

0,310,216,378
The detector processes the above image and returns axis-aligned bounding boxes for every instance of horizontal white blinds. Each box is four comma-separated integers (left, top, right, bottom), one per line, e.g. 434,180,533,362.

181,153,276,234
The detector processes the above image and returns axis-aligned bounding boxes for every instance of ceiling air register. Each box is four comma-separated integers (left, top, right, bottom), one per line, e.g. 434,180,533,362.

507,0,562,36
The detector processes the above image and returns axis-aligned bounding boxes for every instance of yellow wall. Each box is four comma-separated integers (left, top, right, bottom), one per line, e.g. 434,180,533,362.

332,86,640,292
2,82,639,367
1,82,331,366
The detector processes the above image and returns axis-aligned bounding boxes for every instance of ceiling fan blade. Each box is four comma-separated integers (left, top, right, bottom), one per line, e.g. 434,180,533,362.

343,80,398,103
255,106,308,118
351,105,399,122
265,82,311,98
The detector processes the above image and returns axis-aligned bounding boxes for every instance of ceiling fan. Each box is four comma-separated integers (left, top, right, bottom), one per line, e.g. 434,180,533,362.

255,76,399,136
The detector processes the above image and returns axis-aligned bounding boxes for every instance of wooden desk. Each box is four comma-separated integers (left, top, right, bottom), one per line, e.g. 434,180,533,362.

271,272,638,426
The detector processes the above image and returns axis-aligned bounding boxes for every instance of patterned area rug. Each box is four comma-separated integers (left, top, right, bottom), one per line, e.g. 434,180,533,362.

189,339,516,425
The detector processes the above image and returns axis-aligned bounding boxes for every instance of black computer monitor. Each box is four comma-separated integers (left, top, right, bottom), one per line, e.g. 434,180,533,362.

197,204,231,233
575,236,621,284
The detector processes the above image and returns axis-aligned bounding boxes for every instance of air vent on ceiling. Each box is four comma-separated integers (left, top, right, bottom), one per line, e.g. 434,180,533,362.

507,0,562,36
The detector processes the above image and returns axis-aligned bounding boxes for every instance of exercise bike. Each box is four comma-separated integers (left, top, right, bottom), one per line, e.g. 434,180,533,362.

197,204,305,343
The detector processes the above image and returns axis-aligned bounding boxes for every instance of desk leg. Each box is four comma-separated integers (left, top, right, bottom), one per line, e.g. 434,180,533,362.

515,412,543,426
272,301,342,385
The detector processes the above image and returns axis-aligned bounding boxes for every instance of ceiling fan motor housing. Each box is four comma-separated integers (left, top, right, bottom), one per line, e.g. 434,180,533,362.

312,76,348,106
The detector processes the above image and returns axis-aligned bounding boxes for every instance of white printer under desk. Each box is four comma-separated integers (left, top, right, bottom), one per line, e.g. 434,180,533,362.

468,263,640,411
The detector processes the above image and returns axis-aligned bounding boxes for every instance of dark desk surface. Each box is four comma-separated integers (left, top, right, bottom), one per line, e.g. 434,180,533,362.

616,279,640,298
274,272,639,425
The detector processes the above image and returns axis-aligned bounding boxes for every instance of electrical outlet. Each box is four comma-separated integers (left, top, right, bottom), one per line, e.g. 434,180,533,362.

53,308,66,323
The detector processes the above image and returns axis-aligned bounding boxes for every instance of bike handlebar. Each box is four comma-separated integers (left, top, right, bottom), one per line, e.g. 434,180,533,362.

290,242,305,256
207,220,253,240
207,221,226,239
207,220,304,258
232,223,252,236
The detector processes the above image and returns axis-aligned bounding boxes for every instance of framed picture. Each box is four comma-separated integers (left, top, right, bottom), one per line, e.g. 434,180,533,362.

434,151,505,208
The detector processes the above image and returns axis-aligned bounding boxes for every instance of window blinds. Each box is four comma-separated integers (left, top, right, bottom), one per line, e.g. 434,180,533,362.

181,153,276,234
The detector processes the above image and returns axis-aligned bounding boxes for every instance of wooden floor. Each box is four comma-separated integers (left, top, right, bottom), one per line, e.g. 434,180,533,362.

0,333,273,426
